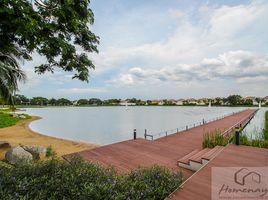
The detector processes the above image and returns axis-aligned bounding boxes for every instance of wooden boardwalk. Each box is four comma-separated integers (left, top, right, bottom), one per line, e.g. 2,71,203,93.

65,109,257,179
167,144,268,200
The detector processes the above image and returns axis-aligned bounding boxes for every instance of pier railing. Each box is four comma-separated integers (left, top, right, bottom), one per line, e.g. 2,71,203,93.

222,109,258,137
142,109,253,140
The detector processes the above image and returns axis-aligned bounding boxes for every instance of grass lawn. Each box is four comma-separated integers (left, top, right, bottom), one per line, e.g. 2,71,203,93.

0,113,20,128
0,112,30,128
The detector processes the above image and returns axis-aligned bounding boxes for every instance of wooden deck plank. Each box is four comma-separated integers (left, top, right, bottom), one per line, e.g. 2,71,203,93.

167,144,268,200
64,109,257,180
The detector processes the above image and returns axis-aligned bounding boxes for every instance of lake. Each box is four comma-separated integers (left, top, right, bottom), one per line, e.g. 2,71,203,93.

20,106,266,145
242,107,268,138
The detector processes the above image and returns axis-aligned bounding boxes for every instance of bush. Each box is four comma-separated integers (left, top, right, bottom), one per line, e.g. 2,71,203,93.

0,158,183,200
46,146,57,158
202,129,229,148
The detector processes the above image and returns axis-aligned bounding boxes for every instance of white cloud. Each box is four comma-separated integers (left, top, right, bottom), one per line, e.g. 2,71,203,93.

58,88,106,94
109,51,268,86
92,0,268,73
20,0,268,98
168,9,185,19
208,2,264,38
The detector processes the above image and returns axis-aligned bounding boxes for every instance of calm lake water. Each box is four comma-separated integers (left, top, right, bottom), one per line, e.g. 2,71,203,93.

20,106,265,145
242,107,268,139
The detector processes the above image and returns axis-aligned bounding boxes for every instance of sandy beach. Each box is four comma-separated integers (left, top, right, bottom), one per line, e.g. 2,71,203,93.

0,116,98,160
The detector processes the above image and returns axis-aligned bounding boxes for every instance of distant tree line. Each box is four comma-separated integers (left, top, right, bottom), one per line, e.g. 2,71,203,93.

1,94,266,107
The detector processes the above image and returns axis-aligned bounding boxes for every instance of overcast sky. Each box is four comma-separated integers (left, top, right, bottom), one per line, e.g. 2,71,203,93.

20,0,268,99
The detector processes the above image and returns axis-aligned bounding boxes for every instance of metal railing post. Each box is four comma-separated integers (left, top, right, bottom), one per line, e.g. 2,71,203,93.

133,129,137,140
235,129,240,145
144,129,147,139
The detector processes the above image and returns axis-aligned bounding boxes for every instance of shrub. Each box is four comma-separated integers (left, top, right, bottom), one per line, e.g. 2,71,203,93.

202,129,228,148
0,158,182,199
46,146,57,157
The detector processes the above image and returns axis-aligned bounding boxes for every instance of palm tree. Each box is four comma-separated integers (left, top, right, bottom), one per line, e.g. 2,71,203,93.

0,52,26,106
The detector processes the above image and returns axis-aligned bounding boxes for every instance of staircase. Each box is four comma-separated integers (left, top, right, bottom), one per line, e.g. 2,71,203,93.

178,146,224,171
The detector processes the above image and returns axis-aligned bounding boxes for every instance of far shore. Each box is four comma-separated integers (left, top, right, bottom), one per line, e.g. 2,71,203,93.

14,105,267,109
0,116,99,160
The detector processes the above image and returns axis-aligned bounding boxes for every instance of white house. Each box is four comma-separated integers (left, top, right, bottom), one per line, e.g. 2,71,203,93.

175,99,184,105
158,101,165,106
119,101,136,106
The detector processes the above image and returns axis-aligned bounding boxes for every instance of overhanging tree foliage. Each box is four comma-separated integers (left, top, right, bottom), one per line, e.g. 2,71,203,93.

0,53,26,104
0,0,99,82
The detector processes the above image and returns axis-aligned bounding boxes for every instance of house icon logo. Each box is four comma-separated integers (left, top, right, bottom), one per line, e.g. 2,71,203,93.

234,168,261,186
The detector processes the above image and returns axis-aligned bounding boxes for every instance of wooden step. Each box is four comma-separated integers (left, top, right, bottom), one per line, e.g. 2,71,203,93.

201,146,225,164
187,148,211,171
178,147,225,172
178,150,199,171
189,148,211,163
178,149,199,164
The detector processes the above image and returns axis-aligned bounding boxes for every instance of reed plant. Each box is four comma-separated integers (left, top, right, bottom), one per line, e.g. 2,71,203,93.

202,129,228,148
263,111,268,140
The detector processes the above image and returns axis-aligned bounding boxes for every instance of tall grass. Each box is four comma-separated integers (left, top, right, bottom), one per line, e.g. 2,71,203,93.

233,111,268,149
238,132,268,149
202,129,229,148
263,111,268,140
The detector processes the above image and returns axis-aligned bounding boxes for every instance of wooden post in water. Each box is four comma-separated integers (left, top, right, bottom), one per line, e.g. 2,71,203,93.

134,129,137,140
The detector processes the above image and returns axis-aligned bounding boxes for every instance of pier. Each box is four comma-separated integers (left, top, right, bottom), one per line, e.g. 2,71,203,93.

65,109,258,179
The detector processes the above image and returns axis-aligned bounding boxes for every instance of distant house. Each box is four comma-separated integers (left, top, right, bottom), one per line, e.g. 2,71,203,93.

253,100,259,106
175,99,184,105
188,98,198,105
150,100,160,105
158,101,164,106
169,99,178,105
196,98,207,105
262,96,268,105
119,101,136,106
199,98,209,105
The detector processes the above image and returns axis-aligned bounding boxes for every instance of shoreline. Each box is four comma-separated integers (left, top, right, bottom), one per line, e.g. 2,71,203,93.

26,116,101,147
0,116,99,160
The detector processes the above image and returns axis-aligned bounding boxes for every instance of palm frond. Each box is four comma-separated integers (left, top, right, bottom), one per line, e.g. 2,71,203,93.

0,53,26,105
